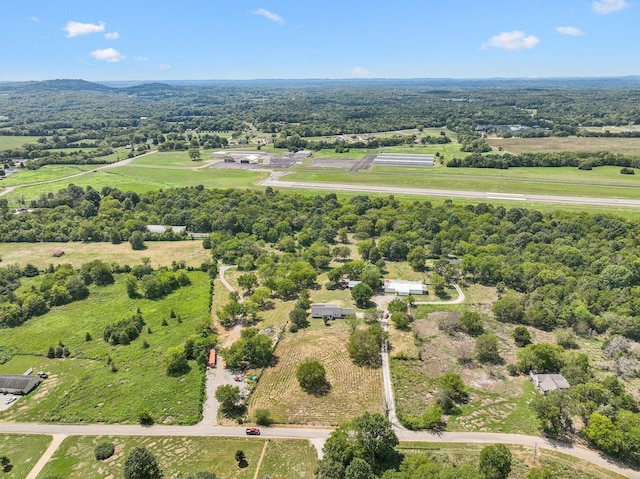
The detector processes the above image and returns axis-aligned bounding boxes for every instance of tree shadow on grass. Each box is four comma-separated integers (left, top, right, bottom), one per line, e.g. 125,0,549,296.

305,380,332,397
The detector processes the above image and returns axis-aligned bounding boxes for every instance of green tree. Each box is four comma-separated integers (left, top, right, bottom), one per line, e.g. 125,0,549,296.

237,273,258,294
517,343,564,373
296,359,328,394
512,326,532,347
479,444,512,479
123,447,163,479
391,311,410,330
0,455,10,472
129,231,146,251
289,307,309,332
459,311,484,337
351,283,374,308
189,147,201,161
255,408,273,426
347,325,383,367
388,298,408,314
493,293,524,324
431,273,446,295
531,390,573,436
344,458,375,479
215,384,241,413
235,449,246,466
475,334,501,364
163,346,189,376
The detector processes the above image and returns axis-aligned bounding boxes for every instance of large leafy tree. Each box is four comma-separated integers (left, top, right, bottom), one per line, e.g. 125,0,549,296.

479,444,512,479
123,447,163,479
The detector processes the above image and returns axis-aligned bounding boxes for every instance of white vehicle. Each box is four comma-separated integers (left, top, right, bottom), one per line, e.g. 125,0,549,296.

4,396,17,405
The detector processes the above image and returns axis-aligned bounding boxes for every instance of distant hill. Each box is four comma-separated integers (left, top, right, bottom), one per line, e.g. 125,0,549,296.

0,79,115,93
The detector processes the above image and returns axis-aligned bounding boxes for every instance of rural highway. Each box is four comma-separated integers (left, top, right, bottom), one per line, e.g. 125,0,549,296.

260,178,640,208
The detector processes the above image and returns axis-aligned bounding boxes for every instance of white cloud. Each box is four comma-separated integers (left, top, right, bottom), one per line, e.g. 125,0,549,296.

481,31,540,51
593,0,630,14
104,32,119,40
90,48,125,63
133,56,149,62
159,64,172,70
251,8,285,25
556,26,584,36
28,16,39,22
351,66,374,78
63,20,105,38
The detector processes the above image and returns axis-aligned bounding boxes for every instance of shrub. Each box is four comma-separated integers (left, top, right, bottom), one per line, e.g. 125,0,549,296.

513,326,532,347
138,409,154,426
620,167,635,175
94,442,115,460
255,408,273,426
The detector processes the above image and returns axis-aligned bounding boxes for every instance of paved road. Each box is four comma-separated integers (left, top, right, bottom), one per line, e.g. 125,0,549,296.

260,179,640,208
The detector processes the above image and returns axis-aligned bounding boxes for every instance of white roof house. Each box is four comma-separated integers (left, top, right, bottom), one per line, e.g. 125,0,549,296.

310,304,355,319
384,279,427,296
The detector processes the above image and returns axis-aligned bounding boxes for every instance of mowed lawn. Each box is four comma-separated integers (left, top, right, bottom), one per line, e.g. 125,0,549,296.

488,136,640,155
281,168,640,199
0,271,211,424
397,442,627,479
0,434,52,479
0,241,211,270
130,151,217,167
37,436,317,479
0,136,43,150
0,165,97,186
248,318,385,426
3,167,267,202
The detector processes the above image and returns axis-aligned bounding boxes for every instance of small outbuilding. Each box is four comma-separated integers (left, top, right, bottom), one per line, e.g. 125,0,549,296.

0,375,41,395
530,372,571,395
311,304,355,319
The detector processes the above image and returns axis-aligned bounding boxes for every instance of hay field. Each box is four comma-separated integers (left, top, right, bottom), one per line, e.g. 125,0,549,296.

0,240,211,269
248,319,385,426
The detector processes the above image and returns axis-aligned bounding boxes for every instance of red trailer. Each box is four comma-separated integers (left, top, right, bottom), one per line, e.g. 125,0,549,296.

207,349,217,369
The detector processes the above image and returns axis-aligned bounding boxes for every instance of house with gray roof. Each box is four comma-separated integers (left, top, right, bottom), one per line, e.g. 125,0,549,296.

530,372,571,395
0,375,41,395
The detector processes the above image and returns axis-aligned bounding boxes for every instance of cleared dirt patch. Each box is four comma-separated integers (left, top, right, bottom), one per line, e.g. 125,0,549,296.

248,319,384,426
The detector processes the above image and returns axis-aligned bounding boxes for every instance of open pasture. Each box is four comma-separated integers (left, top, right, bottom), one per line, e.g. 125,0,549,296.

2,166,267,202
0,271,211,424
248,318,385,426
487,136,640,155
0,240,211,270
37,435,316,479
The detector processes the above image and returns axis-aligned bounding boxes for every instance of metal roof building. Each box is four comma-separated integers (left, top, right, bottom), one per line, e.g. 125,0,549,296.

372,153,435,167
0,375,41,395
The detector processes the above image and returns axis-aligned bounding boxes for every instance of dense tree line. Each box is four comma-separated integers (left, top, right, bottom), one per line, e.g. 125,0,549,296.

447,151,640,169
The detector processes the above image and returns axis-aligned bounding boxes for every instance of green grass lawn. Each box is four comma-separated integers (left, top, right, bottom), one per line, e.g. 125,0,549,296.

37,436,316,479
487,136,640,156
397,442,627,479
280,168,640,199
0,136,43,150
0,165,97,186
0,434,52,479
0,271,211,424
131,151,213,167
3,167,267,202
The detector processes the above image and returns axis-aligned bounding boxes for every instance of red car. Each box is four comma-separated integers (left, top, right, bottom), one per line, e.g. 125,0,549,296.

245,427,261,436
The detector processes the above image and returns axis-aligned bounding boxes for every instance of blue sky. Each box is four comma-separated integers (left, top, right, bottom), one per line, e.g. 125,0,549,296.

1,0,638,81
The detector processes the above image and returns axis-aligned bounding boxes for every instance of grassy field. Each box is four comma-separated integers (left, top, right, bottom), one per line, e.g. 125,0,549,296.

131,151,216,167
2,166,267,202
397,442,627,479
304,143,463,160
37,436,316,479
0,271,211,424
391,283,542,434
487,136,640,155
280,168,640,199
0,434,52,479
0,241,211,270
0,165,97,186
0,136,42,150
248,318,385,426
